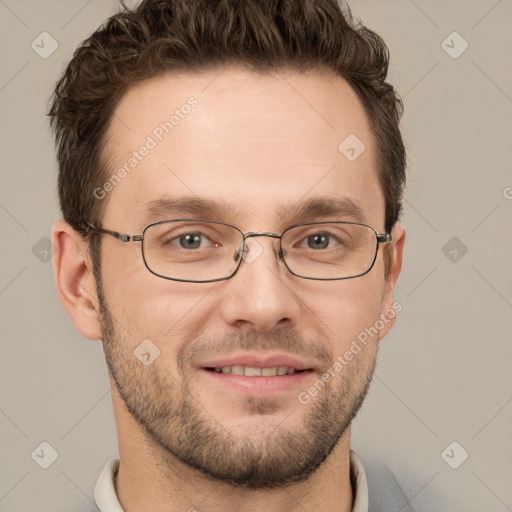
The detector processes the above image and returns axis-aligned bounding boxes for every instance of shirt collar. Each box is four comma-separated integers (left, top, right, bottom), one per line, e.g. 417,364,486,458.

94,451,369,512
350,449,370,512
94,459,124,512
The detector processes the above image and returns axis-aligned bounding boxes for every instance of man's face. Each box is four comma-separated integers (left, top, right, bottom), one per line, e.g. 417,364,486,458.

95,68,400,488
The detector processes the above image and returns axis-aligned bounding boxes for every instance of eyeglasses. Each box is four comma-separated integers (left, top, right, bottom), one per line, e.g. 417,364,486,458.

86,219,391,283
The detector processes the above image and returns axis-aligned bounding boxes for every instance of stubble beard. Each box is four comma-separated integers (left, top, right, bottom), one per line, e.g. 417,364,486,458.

97,282,377,489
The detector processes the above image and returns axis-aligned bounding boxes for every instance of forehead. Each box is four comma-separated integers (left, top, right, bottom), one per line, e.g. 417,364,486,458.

102,67,384,230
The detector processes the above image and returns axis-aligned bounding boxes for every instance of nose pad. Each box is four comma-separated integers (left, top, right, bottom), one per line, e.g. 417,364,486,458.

233,244,244,263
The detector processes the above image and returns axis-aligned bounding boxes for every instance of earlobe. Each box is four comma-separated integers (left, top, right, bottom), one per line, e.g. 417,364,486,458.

378,222,406,340
52,221,103,341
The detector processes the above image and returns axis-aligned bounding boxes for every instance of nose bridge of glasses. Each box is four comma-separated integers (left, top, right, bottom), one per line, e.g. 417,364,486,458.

234,231,282,262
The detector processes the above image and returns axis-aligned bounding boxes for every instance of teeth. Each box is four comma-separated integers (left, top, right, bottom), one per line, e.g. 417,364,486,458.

231,365,244,375
244,366,262,376
212,365,301,376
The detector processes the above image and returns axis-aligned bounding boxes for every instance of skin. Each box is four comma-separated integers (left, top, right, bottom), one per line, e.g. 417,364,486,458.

52,67,405,512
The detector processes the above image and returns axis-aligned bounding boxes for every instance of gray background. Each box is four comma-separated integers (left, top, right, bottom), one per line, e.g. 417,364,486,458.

1,0,511,510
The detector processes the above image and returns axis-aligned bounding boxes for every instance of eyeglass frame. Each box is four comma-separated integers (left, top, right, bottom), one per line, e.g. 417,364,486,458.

84,218,392,283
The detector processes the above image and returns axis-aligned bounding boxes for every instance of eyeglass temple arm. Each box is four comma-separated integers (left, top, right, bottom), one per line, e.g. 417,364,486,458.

84,222,142,243
377,233,392,243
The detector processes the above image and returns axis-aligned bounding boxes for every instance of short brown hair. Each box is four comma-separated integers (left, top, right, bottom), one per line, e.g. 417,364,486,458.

48,0,405,237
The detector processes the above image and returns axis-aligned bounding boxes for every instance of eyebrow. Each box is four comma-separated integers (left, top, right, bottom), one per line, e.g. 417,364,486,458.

282,196,367,224
140,195,367,228
141,197,243,226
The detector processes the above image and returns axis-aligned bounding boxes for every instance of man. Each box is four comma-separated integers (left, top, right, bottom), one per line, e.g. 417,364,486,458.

48,0,409,510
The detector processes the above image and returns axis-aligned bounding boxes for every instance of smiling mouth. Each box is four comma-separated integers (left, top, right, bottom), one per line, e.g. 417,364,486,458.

204,365,311,376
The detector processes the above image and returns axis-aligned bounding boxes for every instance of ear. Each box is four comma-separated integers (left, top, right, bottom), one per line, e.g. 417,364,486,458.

52,221,102,340
377,222,405,340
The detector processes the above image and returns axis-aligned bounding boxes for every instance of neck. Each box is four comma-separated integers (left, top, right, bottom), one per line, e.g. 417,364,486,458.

112,387,354,512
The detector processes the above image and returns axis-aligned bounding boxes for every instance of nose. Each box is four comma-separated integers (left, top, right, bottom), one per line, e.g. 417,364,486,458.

220,236,301,332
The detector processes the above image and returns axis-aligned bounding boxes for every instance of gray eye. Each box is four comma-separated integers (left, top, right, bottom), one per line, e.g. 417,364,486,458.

307,233,331,249
178,233,203,249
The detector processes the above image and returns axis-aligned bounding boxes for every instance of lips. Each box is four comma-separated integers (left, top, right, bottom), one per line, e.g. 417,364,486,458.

206,365,300,376
198,353,315,395
200,353,313,373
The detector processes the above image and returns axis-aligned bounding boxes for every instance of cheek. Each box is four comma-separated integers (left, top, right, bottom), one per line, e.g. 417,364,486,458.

305,277,384,351
101,268,215,354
